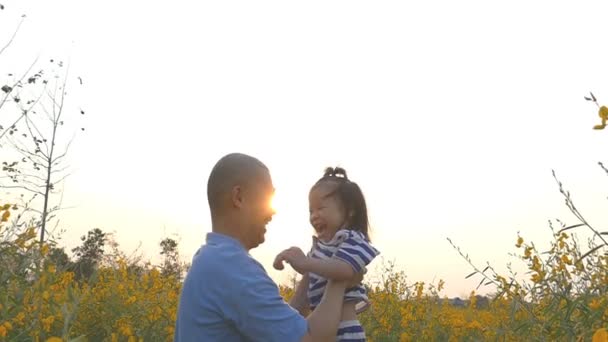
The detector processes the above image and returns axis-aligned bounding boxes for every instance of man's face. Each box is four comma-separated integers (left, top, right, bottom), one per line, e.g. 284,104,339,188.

242,168,275,250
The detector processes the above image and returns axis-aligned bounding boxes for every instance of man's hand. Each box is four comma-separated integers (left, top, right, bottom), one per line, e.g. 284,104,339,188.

273,247,309,274
346,272,364,289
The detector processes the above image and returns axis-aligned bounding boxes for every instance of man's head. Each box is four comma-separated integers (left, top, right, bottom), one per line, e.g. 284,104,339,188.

207,153,275,250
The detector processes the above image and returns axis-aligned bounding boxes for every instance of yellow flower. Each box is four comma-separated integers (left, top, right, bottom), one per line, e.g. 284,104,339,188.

516,236,524,248
119,323,133,336
13,312,25,325
1,210,9,222
46,338,63,342
467,319,482,330
595,106,608,130
3,321,12,331
42,316,55,332
165,325,175,336
590,298,603,310
399,332,412,342
593,328,608,342
415,282,424,299
531,256,542,272
531,271,545,283
469,291,477,308
0,325,7,338
561,255,572,265
126,295,137,305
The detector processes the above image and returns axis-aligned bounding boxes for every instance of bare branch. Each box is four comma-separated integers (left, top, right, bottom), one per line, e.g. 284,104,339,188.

24,207,43,215
50,165,70,175
0,85,45,141
18,177,45,188
24,111,50,155
55,63,70,126
52,172,71,186
1,184,44,196
0,15,26,56
0,56,38,112
11,141,47,163
51,136,75,164
37,100,54,122
17,173,47,182
599,162,608,176
47,86,59,122
0,112,25,141
552,170,608,247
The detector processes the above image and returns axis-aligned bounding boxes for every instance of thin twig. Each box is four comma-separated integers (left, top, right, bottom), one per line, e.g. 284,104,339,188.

0,14,26,56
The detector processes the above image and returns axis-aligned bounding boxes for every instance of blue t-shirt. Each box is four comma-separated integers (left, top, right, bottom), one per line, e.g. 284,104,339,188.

175,232,308,342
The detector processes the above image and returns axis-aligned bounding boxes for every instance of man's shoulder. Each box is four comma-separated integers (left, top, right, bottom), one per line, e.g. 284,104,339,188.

190,243,266,282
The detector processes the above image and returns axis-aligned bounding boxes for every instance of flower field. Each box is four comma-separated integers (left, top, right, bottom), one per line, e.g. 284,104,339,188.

1,198,607,341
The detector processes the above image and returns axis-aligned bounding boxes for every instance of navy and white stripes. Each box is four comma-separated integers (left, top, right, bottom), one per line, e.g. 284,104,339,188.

307,229,380,313
337,320,366,341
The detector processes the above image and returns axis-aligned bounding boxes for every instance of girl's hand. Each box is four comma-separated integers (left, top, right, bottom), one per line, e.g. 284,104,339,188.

273,247,310,274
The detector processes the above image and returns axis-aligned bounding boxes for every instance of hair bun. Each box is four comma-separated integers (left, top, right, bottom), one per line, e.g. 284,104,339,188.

323,167,348,180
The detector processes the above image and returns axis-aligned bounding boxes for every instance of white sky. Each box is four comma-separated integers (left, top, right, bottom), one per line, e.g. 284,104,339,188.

1,0,607,297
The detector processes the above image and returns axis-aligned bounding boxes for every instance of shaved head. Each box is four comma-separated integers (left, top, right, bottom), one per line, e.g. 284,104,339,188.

207,153,269,217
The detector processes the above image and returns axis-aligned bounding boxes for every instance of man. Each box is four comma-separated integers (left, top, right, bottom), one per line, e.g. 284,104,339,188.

175,153,350,341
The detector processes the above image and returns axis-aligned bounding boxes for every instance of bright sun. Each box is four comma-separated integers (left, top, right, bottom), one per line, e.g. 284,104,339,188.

270,193,278,213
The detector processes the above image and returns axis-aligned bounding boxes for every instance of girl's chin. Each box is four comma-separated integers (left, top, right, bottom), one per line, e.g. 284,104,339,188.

317,234,332,243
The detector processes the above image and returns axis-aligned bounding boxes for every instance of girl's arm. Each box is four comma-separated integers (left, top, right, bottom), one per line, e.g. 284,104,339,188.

304,257,355,281
274,246,357,281
289,273,310,316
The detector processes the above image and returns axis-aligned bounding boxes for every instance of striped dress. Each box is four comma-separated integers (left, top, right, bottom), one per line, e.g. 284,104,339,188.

307,229,380,341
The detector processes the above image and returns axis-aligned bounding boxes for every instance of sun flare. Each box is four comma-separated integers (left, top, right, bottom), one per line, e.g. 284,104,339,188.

270,192,278,213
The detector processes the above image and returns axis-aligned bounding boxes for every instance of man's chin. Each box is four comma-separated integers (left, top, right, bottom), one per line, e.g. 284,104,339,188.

252,232,265,248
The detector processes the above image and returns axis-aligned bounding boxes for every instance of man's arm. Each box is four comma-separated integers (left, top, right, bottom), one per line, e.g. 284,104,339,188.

288,273,310,316
230,257,345,342
299,279,347,342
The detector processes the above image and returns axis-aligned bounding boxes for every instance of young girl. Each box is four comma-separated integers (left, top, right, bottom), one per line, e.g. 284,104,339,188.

274,167,380,342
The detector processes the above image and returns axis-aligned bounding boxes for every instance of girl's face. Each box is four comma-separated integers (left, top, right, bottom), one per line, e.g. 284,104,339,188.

309,183,348,243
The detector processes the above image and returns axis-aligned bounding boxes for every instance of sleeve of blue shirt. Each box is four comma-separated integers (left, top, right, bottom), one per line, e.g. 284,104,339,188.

229,256,308,342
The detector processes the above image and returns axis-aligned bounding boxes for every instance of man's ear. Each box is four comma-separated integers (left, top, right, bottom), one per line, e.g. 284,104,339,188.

231,185,244,209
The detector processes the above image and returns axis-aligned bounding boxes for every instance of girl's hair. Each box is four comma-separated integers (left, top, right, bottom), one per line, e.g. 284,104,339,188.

312,167,371,241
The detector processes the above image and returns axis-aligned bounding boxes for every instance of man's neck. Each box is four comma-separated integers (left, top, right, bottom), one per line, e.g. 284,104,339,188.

211,218,249,250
